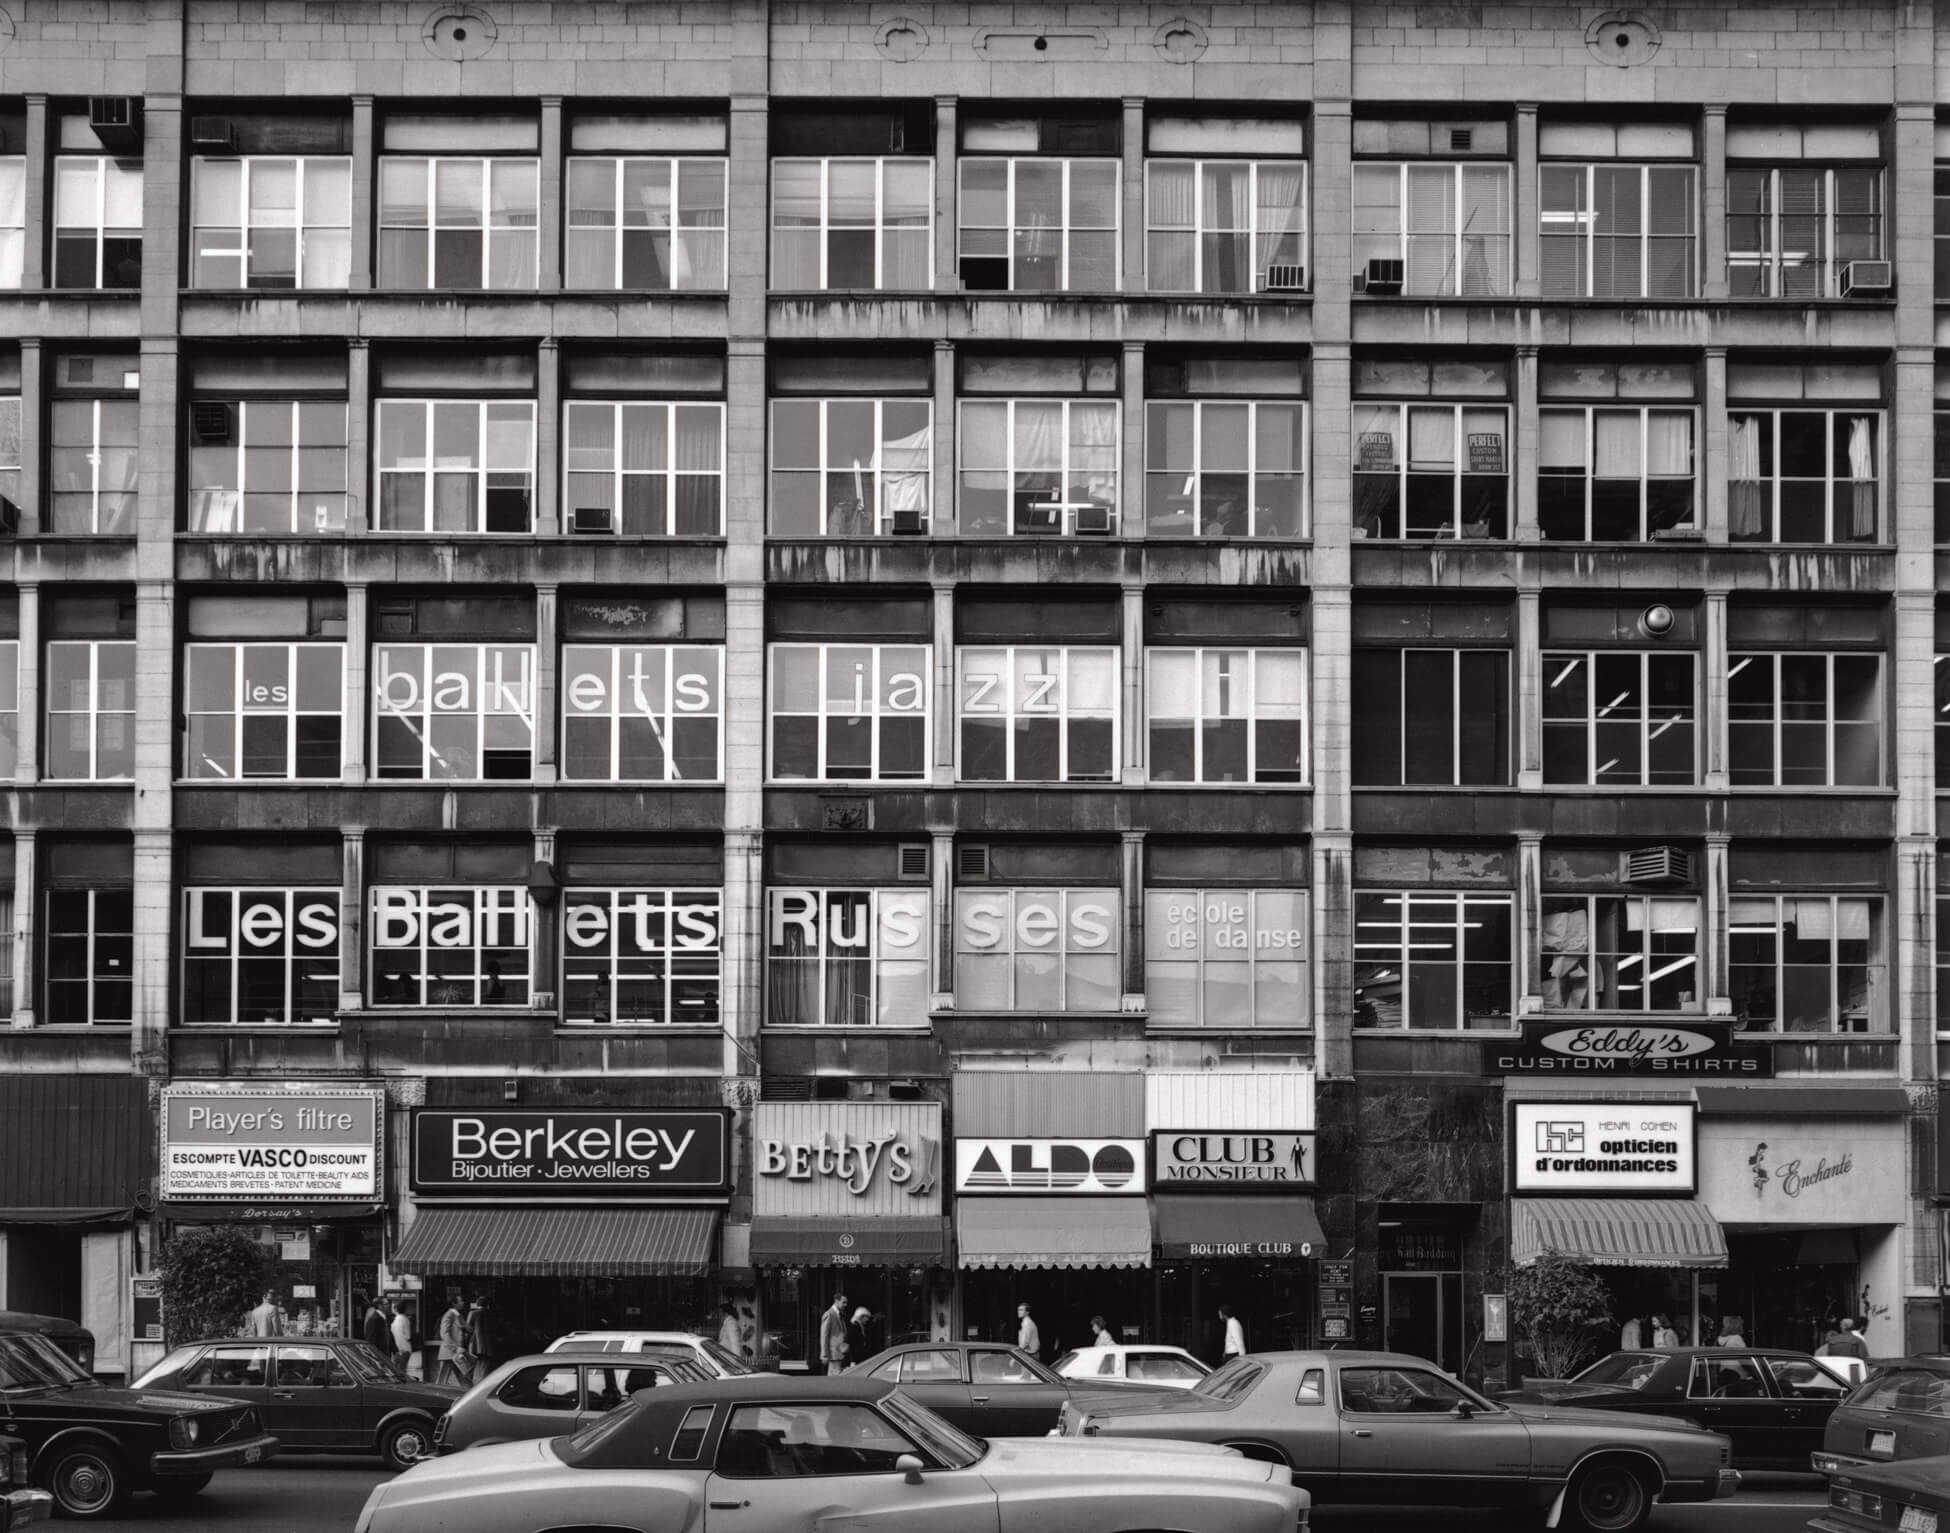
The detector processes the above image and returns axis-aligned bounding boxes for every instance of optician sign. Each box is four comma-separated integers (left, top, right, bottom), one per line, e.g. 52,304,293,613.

1512,1102,1697,1195
954,1138,1146,1195
1486,1021,1772,1077
162,1088,383,1201
411,1108,729,1195
1152,1131,1315,1189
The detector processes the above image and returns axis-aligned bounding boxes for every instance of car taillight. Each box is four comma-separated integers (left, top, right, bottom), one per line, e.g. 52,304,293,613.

168,1416,201,1450
8,1442,27,1485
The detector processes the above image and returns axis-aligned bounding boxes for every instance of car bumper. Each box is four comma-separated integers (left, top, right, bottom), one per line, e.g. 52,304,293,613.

1813,1451,1875,1475
149,1433,279,1476
3,1487,54,1531
1808,1518,1878,1533
1659,1467,1741,1504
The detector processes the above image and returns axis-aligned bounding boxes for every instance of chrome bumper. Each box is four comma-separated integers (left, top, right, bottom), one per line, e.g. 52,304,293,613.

1812,1450,1875,1476
2,1487,54,1531
1714,1466,1741,1499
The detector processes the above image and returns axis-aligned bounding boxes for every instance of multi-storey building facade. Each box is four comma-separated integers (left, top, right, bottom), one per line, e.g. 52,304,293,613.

0,1,1943,1383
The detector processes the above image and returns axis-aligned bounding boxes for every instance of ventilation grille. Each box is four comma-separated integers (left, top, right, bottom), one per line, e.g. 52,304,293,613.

191,401,233,443
1262,262,1307,292
1625,845,1693,884
957,845,990,881
1363,257,1405,294
1449,127,1473,151
897,843,930,880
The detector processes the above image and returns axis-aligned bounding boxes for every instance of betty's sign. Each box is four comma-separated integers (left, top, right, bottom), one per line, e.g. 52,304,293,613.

162,1088,382,1201
753,1103,945,1216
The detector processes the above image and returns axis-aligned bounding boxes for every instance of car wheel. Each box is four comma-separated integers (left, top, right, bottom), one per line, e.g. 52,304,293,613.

381,1417,435,1470
40,1443,130,1520
1567,1460,1652,1533
151,1472,214,1501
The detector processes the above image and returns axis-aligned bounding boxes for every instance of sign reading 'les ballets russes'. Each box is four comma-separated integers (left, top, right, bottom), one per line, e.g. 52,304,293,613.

162,1089,383,1201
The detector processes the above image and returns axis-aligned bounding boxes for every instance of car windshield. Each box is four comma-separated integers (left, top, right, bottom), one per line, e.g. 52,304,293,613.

1571,1353,1664,1390
0,1331,90,1390
131,1347,198,1389
1052,1350,1079,1372
700,1340,752,1375
557,1392,652,1462
879,1388,984,1469
340,1343,399,1382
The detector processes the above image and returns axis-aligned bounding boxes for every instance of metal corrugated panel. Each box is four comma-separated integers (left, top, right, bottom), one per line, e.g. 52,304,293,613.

951,1073,1144,1136
1144,1071,1316,1131
0,1076,151,1220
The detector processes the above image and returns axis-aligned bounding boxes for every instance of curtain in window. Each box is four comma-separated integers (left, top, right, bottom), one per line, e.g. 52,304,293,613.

1405,166,1455,294
1848,416,1876,537
672,407,717,472
489,162,539,288
1253,164,1305,273
1407,408,1454,470
1202,163,1248,232
1728,415,1764,535
1646,412,1692,475
1593,413,1640,478
1149,163,1196,226
874,424,930,513
1458,165,1509,297
1069,403,1118,508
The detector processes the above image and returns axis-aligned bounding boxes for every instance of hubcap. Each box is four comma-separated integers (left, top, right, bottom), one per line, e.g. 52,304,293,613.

394,1429,428,1462
60,1457,112,1511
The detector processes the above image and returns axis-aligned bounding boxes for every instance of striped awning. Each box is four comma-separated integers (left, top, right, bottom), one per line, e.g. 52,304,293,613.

957,1197,1151,1270
390,1206,719,1277
750,1217,950,1267
1511,1197,1727,1270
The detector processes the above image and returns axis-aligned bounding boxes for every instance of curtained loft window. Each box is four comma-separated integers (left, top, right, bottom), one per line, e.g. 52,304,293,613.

378,157,538,290
1540,164,1696,299
1351,403,1507,540
1729,893,1882,1033
1352,162,1510,296
770,399,932,536
772,158,931,291
1727,410,1879,544
376,400,536,534
764,886,928,1028
1540,894,1701,1012
1145,400,1306,539
958,158,1119,292
566,157,726,290
957,399,1119,536
1727,166,1882,299
563,401,723,537
1538,406,1695,542
191,157,353,289
1145,160,1306,294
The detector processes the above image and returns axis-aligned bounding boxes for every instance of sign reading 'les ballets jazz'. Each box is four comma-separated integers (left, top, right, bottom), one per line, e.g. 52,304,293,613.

162,1088,384,1201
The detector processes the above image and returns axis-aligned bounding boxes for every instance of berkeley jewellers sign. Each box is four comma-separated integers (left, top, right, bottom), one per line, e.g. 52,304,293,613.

1485,1020,1773,1078
411,1109,728,1196
162,1088,383,1202
1152,1132,1316,1190
955,1139,1146,1195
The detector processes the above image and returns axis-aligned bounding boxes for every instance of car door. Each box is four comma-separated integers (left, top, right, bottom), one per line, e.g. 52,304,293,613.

268,1344,365,1449
1335,1364,1533,1505
1683,1354,1774,1467
1763,1355,1847,1468
965,1348,1067,1436
173,1343,272,1424
705,1400,998,1533
581,1362,684,1428
874,1350,971,1428
485,1362,587,1442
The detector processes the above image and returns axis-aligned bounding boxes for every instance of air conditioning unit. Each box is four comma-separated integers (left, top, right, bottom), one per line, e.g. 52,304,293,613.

190,401,233,444
88,97,143,152
1363,258,1405,296
1651,524,1704,540
189,116,235,152
957,844,990,881
1261,263,1307,293
1625,845,1694,885
570,506,613,534
1073,505,1113,535
1840,260,1892,297
890,509,927,536
897,843,930,881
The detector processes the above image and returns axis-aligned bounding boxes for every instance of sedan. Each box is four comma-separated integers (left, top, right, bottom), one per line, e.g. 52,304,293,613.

436,1351,710,1453
1054,1345,1211,1390
1811,1454,1950,1533
545,1331,752,1379
1,1433,52,1530
1498,1346,1851,1470
1816,1359,1950,1476
133,1335,458,1469
853,1342,1139,1435
1060,1349,1737,1533
355,1373,1309,1533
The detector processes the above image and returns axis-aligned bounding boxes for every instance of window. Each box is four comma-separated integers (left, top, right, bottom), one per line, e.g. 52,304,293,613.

1540,894,1700,1012
1340,1366,1473,1414
1352,163,1511,295
1541,652,1697,785
372,643,535,781
184,642,343,780
181,888,339,1026
719,1403,919,1478
770,399,931,536
45,887,132,1025
768,644,927,781
1727,411,1879,544
1350,649,1509,787
498,1365,580,1410
1939,654,1950,790
45,639,134,779
376,400,536,534
566,157,727,289
182,1346,268,1388
958,158,1118,291
1540,164,1697,298
765,887,929,1027
1352,404,1509,539
773,159,931,289
1352,891,1513,1029
561,888,721,1026
0,156,25,287
1728,894,1881,1032
1144,401,1305,538
1727,652,1882,787
561,645,722,781
898,1351,961,1383
1936,413,1950,544
191,157,353,288
1144,889,1308,1029
1938,893,1950,1029
188,399,350,534
378,157,538,289
563,402,722,537
958,646,1117,783
1145,161,1306,293
0,640,19,775
0,396,18,519
1539,407,1695,540
958,400,1119,536
1727,167,1882,298
1146,649,1306,784
955,888,1119,1012
50,396,139,535
369,886,531,1007
1938,166,1950,294
53,156,142,289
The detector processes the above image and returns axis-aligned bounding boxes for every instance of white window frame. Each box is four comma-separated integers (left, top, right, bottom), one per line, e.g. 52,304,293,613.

767,642,930,783
1728,893,1882,1034
955,398,1121,536
956,645,1120,784
183,641,345,781
45,638,134,781
0,157,27,287
1538,405,1697,541
1351,401,1510,539
1539,162,1698,299
368,885,533,1008
771,156,934,290
764,886,930,1028
371,642,536,782
188,398,350,534
1727,651,1884,788
1352,890,1514,1031
565,155,728,291
561,887,722,1026
45,887,132,1025
1143,158,1308,294
1727,408,1881,545
377,156,539,290
49,396,139,535
1143,647,1308,785
561,400,725,537
559,643,724,783
0,638,18,777
375,399,537,535
1143,887,1310,1030
1144,399,1308,539
768,398,934,536
180,886,341,1026
1726,165,1884,299
52,155,142,289
1539,893,1702,1014
953,887,1122,1012
957,157,1121,291
1540,650,1698,787
1352,161,1512,296
190,155,354,289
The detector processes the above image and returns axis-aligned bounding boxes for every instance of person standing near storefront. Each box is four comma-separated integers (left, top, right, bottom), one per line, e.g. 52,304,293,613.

464,1295,496,1380
1017,1303,1041,1361
818,1293,851,1374
718,1302,744,1358
1716,1315,1747,1347
1220,1304,1246,1359
437,1296,468,1385
363,1294,392,1356
1821,1318,1870,1360
1620,1315,1643,1349
1092,1315,1115,1347
247,1289,282,1337
1651,1313,1678,1348
391,1299,418,1377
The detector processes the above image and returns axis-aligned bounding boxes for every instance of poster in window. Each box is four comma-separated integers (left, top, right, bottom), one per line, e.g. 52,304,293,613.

1467,433,1504,472
1357,432,1394,471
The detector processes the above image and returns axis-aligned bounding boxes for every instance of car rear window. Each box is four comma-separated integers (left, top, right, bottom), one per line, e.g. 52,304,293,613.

671,1404,715,1460
1196,1358,1264,1401
1852,1369,1950,1417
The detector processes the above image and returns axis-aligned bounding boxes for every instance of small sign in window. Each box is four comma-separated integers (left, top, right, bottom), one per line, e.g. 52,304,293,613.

1467,433,1504,472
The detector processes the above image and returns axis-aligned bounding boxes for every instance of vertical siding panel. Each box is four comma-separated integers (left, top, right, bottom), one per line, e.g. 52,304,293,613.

1145,1072,1317,1131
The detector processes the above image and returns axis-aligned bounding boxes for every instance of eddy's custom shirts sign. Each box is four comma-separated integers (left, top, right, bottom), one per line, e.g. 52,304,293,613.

954,1138,1147,1194
162,1088,383,1201
411,1108,729,1195
1512,1101,1697,1195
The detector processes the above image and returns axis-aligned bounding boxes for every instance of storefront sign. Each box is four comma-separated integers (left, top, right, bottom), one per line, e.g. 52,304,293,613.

162,1088,383,1201
410,1108,728,1195
754,1103,944,1216
1320,1260,1352,1287
1486,1021,1772,1078
1151,1131,1315,1189
1512,1102,1697,1194
1697,1117,1902,1226
954,1138,1146,1195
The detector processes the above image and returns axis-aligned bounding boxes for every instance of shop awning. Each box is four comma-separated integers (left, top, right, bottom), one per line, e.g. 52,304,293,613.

0,1076,153,1223
1512,1197,1727,1270
389,1206,719,1277
1151,1194,1327,1260
957,1197,1150,1270
750,1217,950,1267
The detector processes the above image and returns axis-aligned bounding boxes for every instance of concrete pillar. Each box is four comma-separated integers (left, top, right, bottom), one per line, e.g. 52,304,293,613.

1121,830,1145,1009
21,98,43,291
1121,341,1144,539
932,340,954,532
341,583,367,783
538,98,563,292
535,339,560,537
931,829,955,1009
1121,99,1144,293
131,827,170,1067
346,341,370,535
1516,833,1542,1010
1702,592,1728,790
1703,834,1730,1016
1513,347,1538,543
1701,108,1727,303
1513,105,1538,299
935,98,957,294
932,584,954,784
721,830,764,1079
13,583,34,785
532,583,557,782
349,97,373,291
339,829,364,1012
1516,589,1541,789
1121,586,1144,785
1701,348,1727,543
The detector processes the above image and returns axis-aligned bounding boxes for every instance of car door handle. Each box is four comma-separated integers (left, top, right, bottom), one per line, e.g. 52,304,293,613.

708,1500,750,1510
272,1391,294,1398
1351,1428,1373,1437
971,1395,989,1404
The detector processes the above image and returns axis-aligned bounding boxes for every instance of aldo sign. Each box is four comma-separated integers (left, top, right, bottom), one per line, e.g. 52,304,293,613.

412,1108,728,1196
954,1138,1146,1195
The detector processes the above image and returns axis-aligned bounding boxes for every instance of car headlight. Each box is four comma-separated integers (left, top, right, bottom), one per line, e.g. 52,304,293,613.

168,1416,201,1449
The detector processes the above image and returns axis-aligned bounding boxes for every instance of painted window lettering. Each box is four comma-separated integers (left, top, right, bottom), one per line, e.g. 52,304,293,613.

955,888,1120,1012
766,888,929,1027
370,886,532,1007
373,643,536,780
182,886,340,1026
561,888,722,1026
560,645,723,782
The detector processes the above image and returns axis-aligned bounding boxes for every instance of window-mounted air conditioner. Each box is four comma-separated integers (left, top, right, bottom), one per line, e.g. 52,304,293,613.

189,116,235,153
1625,845,1694,885
890,509,927,536
1650,524,1704,541
190,402,233,444
1261,263,1308,293
1363,258,1405,296
1840,260,1892,297
1073,505,1113,535
570,506,613,534
88,97,143,152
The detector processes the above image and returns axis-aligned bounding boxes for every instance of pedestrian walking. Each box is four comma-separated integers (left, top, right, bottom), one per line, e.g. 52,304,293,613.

819,1293,851,1375
1091,1315,1115,1347
1620,1315,1643,1349
718,1302,743,1357
1716,1315,1746,1347
1651,1313,1679,1349
390,1299,418,1377
849,1306,875,1362
1220,1304,1246,1359
437,1295,468,1386
464,1295,495,1380
1017,1303,1041,1360
247,1289,282,1337
1819,1318,1870,1360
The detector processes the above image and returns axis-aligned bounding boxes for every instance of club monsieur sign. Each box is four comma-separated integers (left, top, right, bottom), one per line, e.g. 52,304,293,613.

411,1108,728,1195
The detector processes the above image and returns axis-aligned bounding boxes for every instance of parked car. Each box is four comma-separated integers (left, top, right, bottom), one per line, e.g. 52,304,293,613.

435,1350,710,1453
853,1341,1148,1435
1815,1357,1950,1476
1810,1454,1950,1533
353,1373,1309,1533
1058,1349,1738,1533
544,1331,752,1378
1497,1346,1851,1470
132,1335,454,1470
1053,1345,1211,1390
0,1319,91,1377
0,1328,276,1520
0,1433,52,1531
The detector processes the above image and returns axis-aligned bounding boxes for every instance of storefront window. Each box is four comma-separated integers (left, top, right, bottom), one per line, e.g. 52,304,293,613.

1728,894,1882,1032
765,887,929,1027
369,885,532,1007
954,888,1119,1012
561,888,720,1026
1144,889,1308,1028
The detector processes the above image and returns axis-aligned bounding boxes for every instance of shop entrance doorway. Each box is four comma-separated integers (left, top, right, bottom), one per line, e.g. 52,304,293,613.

1383,1271,1462,1373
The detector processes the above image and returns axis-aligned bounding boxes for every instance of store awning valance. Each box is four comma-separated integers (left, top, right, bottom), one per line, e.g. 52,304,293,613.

957,1197,1150,1270
750,1217,950,1267
1151,1194,1327,1261
1512,1197,1727,1270
0,1076,152,1224
390,1206,719,1277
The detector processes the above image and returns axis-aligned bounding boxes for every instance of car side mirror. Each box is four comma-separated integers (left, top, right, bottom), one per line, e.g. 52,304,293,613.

896,1453,925,1485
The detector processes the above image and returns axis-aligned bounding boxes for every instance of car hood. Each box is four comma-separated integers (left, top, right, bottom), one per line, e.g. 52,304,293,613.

1501,1399,1717,1437
980,1433,1272,1479
27,1382,247,1416
370,1378,463,1406
1832,1454,1950,1497
1497,1382,1644,1407
1069,1386,1230,1421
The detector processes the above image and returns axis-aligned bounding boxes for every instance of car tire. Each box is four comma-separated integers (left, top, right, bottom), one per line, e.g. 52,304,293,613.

380,1417,436,1471
1566,1460,1652,1533
40,1442,130,1520
151,1472,214,1501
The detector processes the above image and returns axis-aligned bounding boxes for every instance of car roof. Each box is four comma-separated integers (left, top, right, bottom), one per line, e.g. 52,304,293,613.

554,1331,702,1342
1606,1347,1832,1361
501,1351,702,1367
601,1373,896,1409
0,1312,92,1339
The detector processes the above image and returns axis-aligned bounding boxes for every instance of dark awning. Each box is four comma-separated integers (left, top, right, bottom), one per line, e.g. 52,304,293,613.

0,1076,153,1223
1151,1194,1327,1260
1512,1197,1727,1270
390,1206,719,1277
750,1217,949,1267
956,1197,1150,1270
